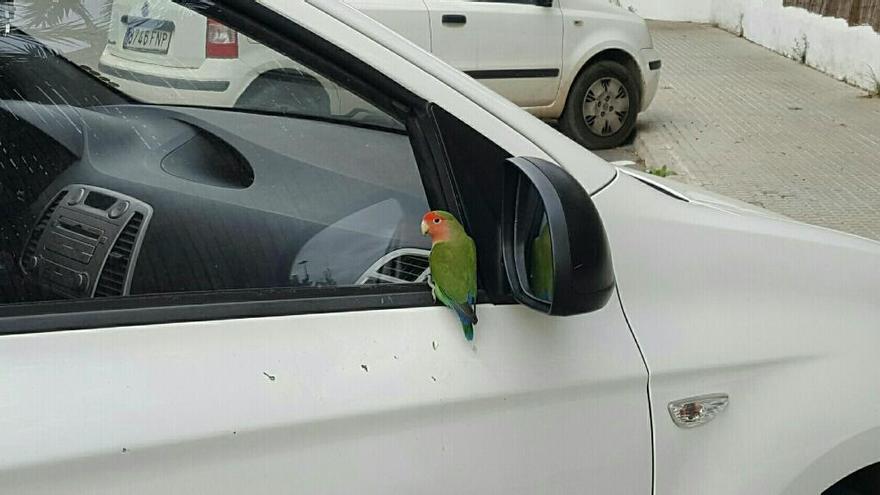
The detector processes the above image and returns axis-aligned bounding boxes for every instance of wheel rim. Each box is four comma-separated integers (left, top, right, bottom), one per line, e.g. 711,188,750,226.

582,77,630,137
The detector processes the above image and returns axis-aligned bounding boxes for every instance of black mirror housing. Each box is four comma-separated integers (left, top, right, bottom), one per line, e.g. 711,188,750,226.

501,156,614,316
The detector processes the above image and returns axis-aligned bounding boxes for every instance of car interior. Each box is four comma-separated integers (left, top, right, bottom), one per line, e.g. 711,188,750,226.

0,28,432,306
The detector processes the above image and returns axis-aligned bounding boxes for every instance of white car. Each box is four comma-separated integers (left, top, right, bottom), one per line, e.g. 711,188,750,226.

0,1,878,494
96,0,661,149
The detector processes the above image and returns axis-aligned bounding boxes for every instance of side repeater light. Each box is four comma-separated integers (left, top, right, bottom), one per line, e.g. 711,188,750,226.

668,393,730,429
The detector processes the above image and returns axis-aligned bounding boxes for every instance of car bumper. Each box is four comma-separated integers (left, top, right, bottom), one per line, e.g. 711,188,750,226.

639,48,661,112
96,50,247,107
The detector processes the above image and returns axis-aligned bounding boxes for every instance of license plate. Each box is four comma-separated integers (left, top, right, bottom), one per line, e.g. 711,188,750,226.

123,17,174,54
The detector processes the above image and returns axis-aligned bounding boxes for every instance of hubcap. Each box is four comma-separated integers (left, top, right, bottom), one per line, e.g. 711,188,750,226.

582,77,630,137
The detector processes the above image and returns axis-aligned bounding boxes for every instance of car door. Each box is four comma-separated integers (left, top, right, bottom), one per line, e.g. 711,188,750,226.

0,1,650,493
424,0,563,107
345,0,432,51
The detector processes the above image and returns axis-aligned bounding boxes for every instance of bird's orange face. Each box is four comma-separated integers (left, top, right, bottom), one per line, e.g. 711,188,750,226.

421,211,451,243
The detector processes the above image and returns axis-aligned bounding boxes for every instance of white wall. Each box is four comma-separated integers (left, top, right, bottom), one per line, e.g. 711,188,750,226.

713,0,880,91
619,0,880,92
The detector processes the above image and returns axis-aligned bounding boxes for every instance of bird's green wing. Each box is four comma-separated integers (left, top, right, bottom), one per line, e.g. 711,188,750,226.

430,236,477,321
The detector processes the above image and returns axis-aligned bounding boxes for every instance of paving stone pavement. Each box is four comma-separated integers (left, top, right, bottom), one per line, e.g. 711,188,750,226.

630,21,880,240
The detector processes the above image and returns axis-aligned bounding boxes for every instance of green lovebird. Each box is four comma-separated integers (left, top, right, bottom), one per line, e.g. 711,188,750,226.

530,220,554,301
421,210,478,341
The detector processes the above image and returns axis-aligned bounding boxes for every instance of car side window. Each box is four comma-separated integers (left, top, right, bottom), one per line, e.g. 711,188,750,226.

0,1,433,310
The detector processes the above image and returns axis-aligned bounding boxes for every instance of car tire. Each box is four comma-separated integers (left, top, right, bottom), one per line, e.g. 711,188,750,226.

559,60,640,150
235,70,331,117
825,486,867,495
824,467,880,495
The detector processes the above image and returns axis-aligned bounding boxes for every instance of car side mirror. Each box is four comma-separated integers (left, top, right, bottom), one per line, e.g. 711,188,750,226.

501,157,614,316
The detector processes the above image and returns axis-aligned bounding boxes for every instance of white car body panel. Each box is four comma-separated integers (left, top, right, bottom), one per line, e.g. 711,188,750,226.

343,0,432,51
1,302,650,494
595,173,880,494
639,47,661,111
422,0,563,107
617,166,792,220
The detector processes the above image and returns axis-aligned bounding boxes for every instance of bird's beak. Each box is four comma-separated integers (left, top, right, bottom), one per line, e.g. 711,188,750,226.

420,220,429,236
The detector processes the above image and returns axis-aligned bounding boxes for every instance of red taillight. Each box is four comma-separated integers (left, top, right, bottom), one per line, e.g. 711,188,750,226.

206,19,238,59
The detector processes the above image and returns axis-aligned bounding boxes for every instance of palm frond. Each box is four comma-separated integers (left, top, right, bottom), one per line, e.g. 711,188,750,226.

11,0,112,52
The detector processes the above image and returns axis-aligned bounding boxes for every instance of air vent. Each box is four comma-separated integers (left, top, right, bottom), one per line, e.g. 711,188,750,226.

377,254,429,282
21,190,67,271
94,212,143,297
355,248,430,285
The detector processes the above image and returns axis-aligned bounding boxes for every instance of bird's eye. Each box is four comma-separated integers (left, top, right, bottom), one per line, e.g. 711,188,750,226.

433,218,441,224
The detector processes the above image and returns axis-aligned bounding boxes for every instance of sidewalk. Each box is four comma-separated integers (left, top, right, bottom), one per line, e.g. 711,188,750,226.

616,21,880,240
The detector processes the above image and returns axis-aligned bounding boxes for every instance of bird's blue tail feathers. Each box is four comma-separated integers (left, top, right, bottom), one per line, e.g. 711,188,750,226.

458,293,476,341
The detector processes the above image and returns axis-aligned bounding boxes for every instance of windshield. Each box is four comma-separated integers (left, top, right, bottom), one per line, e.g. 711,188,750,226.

3,0,404,130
